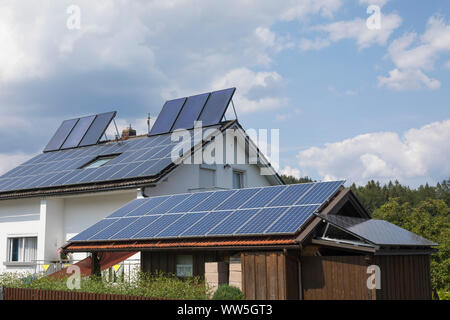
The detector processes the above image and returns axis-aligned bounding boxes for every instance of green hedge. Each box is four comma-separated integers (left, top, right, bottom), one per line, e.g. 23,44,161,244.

0,271,211,300
212,285,244,300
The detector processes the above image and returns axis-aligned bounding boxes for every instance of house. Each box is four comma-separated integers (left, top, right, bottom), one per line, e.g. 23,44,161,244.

0,88,281,274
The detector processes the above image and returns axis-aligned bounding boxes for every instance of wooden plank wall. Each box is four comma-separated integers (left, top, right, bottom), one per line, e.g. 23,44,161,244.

302,256,372,300
374,255,432,300
301,255,433,300
241,251,298,300
141,252,214,277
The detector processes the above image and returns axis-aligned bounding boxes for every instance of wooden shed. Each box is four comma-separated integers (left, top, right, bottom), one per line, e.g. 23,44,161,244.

63,185,437,300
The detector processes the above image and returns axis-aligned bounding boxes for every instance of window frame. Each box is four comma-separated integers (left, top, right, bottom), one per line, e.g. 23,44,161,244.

176,255,194,278
80,154,120,169
7,236,38,263
232,170,244,189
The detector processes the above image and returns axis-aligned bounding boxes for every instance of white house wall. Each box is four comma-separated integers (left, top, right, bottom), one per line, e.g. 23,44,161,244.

0,198,41,273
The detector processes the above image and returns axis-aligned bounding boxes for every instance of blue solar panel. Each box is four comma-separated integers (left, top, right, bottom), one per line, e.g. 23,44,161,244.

125,196,171,217
208,209,259,236
112,215,162,240
216,188,261,210
296,181,343,205
269,183,314,207
79,111,116,147
236,207,289,235
44,118,79,152
61,115,96,149
150,98,186,136
90,217,139,240
190,190,237,212
108,198,148,218
70,218,118,241
133,214,182,239
198,88,235,127
181,211,233,237
240,185,285,209
266,205,319,234
156,212,206,238
169,192,214,213
172,93,210,130
146,194,190,215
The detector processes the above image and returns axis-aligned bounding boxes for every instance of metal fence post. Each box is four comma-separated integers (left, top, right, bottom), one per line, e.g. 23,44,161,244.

0,286,5,300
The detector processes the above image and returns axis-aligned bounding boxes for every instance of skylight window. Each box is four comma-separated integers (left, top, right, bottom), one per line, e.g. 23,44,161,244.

81,155,119,169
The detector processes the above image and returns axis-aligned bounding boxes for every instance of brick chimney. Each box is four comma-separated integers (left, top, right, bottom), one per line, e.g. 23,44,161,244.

122,124,136,139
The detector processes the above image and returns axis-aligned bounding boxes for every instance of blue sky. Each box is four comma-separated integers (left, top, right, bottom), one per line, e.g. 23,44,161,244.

0,0,449,187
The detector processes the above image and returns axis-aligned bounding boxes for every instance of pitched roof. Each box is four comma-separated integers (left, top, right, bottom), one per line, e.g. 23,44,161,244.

0,122,233,200
63,181,345,252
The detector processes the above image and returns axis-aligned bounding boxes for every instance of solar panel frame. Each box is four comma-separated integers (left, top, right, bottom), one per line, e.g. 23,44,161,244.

180,210,234,237
171,93,210,131
132,214,183,239
44,118,79,152
90,217,139,240
198,88,236,127
70,218,118,241
208,209,260,236
155,212,207,238
150,98,187,136
235,207,289,235
61,115,96,150
268,183,314,207
79,111,116,147
266,205,320,234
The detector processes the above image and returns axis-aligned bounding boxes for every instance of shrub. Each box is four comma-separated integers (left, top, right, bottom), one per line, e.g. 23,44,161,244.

212,285,244,300
0,270,210,300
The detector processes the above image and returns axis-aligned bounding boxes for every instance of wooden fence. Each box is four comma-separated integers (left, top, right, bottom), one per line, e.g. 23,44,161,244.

2,287,165,300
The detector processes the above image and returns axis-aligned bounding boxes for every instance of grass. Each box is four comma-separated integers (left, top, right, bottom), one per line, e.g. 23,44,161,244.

0,270,211,300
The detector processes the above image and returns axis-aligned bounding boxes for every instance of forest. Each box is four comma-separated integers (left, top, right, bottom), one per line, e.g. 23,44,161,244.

281,175,449,299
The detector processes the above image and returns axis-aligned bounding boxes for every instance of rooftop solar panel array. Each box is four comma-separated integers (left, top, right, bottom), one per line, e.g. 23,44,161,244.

69,180,344,242
0,127,215,194
317,214,438,247
44,112,117,152
149,88,236,136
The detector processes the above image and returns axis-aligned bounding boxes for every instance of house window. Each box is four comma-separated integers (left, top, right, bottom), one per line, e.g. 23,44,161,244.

81,155,119,169
199,167,216,189
176,255,193,277
233,170,244,189
7,237,37,263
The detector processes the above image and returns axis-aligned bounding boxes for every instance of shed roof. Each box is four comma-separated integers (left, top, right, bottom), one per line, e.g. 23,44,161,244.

316,213,438,247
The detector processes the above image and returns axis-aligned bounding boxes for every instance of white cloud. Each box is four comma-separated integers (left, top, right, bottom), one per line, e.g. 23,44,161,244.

280,166,301,179
300,13,401,51
297,119,450,185
0,153,35,176
212,68,287,113
378,68,441,91
379,16,450,90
